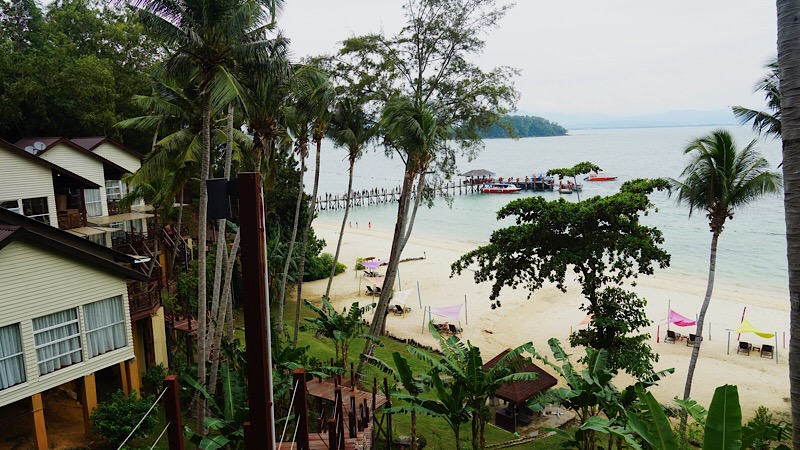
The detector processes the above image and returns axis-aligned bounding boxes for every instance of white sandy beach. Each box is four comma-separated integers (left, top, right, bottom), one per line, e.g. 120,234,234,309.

300,221,792,420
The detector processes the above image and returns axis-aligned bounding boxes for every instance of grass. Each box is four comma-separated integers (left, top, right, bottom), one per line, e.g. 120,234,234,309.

273,298,567,450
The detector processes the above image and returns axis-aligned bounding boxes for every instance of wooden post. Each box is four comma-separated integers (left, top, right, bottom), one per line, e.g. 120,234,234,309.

335,387,345,448
119,361,130,396
79,373,97,437
162,375,184,450
126,358,141,397
31,393,48,450
350,363,355,390
384,378,392,450
328,418,338,450
239,172,276,450
349,396,357,438
293,369,309,450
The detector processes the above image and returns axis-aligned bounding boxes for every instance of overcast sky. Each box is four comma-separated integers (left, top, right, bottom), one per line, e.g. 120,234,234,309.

279,1,778,117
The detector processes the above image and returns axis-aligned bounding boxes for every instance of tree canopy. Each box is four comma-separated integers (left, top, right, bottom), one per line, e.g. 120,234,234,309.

452,178,671,376
478,115,567,138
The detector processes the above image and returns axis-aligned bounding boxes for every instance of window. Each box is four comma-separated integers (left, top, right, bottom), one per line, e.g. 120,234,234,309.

1,197,49,223
0,324,25,390
84,189,102,217
33,308,82,375
105,180,127,202
0,200,21,214
84,296,126,357
22,197,49,223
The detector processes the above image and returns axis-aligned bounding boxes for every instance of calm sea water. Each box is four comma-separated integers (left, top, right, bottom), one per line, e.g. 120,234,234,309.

304,125,787,292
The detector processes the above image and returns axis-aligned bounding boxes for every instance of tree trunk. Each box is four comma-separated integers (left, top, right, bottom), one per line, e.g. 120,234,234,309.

324,157,356,299
471,413,480,450
357,169,416,374
195,98,212,434
680,231,720,435
453,424,461,450
411,410,417,450
293,140,322,348
207,230,240,397
278,155,304,335
400,172,426,250
170,191,185,279
777,2,800,446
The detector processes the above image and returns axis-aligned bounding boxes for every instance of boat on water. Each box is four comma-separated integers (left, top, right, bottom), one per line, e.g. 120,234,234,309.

585,172,618,181
482,183,522,194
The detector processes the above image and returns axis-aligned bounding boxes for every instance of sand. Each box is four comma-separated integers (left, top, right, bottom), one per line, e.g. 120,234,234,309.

300,221,792,420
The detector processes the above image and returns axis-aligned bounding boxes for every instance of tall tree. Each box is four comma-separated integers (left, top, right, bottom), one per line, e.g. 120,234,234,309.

776,2,800,446
452,179,670,377
669,129,781,433
323,97,375,300
733,58,782,139
129,0,280,433
321,0,518,367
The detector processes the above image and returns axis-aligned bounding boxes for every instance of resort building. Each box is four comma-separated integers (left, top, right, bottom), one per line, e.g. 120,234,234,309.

0,137,173,447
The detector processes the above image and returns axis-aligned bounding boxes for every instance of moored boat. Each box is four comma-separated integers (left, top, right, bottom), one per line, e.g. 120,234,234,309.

482,183,522,194
584,172,618,181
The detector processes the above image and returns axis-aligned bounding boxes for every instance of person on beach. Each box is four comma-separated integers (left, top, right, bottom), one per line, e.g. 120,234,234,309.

369,222,371,229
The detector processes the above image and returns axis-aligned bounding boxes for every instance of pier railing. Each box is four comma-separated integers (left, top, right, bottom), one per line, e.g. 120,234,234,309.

315,178,554,212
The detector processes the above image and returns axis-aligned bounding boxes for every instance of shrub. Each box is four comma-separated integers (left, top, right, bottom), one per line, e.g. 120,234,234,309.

141,363,167,395
91,390,159,445
304,252,347,281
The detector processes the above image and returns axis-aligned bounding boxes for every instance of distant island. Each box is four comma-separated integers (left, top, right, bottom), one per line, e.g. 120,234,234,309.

480,115,568,138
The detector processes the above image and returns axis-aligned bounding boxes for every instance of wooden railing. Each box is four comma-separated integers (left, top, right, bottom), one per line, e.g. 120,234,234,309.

127,278,162,321
57,209,87,230
107,199,130,216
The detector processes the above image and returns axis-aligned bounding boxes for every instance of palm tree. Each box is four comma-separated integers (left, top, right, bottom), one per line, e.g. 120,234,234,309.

129,0,280,432
733,58,781,139
776,3,800,446
669,129,781,433
323,97,375,299
359,97,450,366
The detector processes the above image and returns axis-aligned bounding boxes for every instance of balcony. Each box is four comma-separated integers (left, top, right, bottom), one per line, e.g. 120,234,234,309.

57,209,87,230
107,199,130,216
127,279,162,321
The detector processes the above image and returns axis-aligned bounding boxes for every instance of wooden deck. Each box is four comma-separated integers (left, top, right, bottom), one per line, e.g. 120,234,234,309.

278,378,388,450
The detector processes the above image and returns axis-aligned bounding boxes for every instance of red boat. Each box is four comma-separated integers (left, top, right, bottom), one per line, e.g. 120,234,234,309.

482,183,521,194
584,172,618,181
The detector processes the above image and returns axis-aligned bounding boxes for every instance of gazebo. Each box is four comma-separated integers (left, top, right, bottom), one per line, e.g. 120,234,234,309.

483,349,558,432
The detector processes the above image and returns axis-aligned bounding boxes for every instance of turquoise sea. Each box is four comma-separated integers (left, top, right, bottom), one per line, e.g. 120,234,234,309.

305,125,787,294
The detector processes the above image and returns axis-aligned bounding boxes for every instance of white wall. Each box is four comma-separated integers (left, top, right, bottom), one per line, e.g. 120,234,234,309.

0,149,58,227
91,143,141,174
0,240,135,407
39,144,108,217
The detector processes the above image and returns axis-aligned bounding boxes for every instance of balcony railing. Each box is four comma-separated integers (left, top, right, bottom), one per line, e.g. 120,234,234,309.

107,199,130,216
57,209,87,230
127,279,162,321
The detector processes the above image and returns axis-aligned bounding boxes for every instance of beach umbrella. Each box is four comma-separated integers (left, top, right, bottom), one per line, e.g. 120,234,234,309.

392,290,414,317
726,317,778,363
362,259,385,270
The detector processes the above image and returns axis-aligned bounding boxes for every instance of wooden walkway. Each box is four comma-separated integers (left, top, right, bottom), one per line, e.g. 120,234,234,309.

279,378,388,450
315,178,555,212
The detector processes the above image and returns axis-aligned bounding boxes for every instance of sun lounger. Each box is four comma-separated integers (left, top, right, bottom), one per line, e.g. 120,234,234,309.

448,324,461,335
737,341,752,356
761,344,774,359
686,334,702,347
392,305,404,315
665,330,680,344
365,285,381,295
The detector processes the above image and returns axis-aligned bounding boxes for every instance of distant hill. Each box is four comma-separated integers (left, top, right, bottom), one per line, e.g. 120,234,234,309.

479,115,568,138
531,109,738,130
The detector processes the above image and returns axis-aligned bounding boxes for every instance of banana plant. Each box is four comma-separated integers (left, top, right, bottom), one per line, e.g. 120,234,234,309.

182,361,248,450
301,297,380,367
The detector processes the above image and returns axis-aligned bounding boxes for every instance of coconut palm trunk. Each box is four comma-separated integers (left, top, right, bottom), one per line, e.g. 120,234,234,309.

293,139,322,347
195,98,211,433
278,155,304,335
324,157,355,299
777,1,800,445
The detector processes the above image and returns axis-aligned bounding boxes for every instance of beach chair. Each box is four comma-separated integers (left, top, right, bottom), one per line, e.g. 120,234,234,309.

665,330,680,344
433,323,447,333
761,344,774,359
737,341,751,356
448,324,461,335
391,305,404,315
686,334,702,347
365,286,375,295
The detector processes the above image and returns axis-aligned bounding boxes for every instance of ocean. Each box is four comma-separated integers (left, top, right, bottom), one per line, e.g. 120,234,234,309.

305,125,787,294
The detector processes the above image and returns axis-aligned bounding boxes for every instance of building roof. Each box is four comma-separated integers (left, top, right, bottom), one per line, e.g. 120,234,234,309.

70,136,143,160
14,137,132,175
0,139,99,188
0,223,149,282
483,349,558,404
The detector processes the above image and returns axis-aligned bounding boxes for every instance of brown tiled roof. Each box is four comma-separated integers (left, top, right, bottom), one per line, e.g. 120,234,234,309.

0,225,20,243
483,349,558,404
70,136,143,159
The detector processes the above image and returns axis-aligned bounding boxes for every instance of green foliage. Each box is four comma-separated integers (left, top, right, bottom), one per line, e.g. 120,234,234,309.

91,390,159,445
479,115,567,138
452,180,670,376
732,59,781,138
141,363,167,395
703,385,743,450
304,252,346,281
0,0,158,150
742,406,792,449
302,298,379,366
183,361,248,449
547,161,601,179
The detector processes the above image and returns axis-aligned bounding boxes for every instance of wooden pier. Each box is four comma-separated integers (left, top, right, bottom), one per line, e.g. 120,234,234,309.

315,177,556,212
